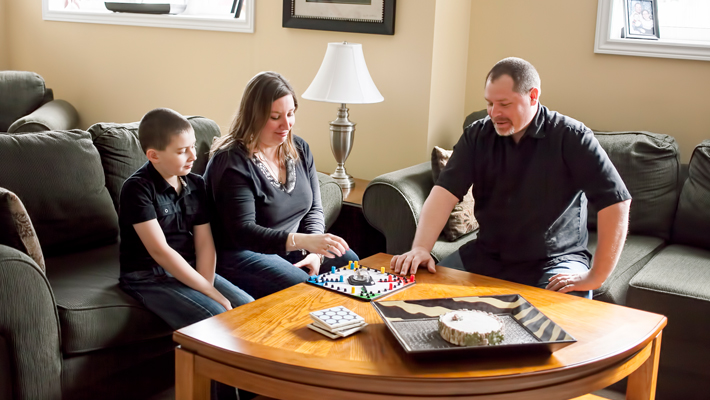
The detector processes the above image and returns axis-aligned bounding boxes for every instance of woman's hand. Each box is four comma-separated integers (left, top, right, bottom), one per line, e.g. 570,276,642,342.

294,253,322,276
291,233,349,258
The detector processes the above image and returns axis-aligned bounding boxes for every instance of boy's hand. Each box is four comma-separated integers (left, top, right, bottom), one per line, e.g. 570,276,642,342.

294,253,321,276
211,293,233,311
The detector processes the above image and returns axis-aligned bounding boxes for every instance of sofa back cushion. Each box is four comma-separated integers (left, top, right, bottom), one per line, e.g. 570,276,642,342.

588,131,680,240
0,130,118,255
0,71,50,132
88,116,221,210
672,140,710,249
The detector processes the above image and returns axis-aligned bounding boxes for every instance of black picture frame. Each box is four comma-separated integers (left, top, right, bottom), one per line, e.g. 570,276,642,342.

282,0,396,35
624,0,660,40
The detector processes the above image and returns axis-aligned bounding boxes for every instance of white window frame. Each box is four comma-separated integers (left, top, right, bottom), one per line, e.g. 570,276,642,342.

594,0,710,61
42,0,254,33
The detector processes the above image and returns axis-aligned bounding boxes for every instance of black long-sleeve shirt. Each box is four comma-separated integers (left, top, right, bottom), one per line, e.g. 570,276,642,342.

204,136,325,254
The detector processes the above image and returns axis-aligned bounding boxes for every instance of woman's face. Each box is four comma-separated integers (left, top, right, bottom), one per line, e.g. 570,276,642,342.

643,10,651,20
258,94,296,149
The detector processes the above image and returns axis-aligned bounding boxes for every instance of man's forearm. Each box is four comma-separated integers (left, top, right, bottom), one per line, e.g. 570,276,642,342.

590,200,631,285
411,186,460,250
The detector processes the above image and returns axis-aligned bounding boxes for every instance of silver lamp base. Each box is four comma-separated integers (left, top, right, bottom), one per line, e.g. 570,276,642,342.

329,103,356,189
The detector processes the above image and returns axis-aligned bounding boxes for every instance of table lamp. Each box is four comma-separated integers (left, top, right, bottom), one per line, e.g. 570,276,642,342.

302,42,384,189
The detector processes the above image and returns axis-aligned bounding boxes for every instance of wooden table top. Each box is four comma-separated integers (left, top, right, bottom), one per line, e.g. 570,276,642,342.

174,253,666,398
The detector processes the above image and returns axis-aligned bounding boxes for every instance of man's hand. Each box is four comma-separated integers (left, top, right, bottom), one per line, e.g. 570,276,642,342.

390,247,437,275
545,270,601,294
294,253,322,276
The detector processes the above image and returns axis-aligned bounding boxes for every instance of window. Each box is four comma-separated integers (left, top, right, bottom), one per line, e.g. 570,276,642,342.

42,0,254,33
595,0,710,61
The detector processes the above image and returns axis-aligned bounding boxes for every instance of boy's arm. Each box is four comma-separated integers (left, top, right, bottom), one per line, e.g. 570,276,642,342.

193,223,216,285
133,219,232,311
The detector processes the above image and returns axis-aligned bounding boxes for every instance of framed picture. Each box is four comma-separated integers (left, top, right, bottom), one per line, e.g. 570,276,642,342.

282,0,396,35
624,0,660,40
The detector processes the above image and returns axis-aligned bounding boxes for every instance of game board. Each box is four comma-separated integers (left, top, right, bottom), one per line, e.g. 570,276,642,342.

306,261,416,301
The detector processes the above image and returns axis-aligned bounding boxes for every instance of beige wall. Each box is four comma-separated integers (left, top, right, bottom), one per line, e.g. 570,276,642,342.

6,0,439,180
427,0,471,151
0,0,8,69
465,0,710,162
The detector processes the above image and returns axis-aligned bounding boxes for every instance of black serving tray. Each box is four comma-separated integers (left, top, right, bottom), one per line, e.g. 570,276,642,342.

371,294,576,355
104,2,187,15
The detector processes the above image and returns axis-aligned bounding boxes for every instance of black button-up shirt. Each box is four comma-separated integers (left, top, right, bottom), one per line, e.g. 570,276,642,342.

119,162,210,274
437,105,631,281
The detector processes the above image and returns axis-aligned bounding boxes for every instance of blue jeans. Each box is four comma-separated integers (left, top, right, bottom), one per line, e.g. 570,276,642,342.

217,249,359,300
120,265,254,400
119,266,255,330
439,251,592,299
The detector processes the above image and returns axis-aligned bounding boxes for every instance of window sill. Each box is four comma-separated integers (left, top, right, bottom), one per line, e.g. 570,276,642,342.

594,0,710,62
42,2,254,33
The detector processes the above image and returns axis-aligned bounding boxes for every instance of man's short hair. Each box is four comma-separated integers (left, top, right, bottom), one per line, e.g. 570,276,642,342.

486,57,541,95
138,108,192,153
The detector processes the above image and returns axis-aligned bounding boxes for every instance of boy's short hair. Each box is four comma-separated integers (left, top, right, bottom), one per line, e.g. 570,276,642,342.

138,108,192,153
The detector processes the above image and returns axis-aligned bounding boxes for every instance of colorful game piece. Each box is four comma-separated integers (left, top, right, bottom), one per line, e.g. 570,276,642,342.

306,262,416,301
354,261,360,269
331,266,336,273
381,267,385,274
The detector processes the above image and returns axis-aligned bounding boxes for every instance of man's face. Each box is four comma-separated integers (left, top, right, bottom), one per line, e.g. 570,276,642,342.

153,128,197,177
484,74,538,140
635,3,642,13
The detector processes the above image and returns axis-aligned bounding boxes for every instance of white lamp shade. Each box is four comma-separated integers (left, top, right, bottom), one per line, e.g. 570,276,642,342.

302,42,384,104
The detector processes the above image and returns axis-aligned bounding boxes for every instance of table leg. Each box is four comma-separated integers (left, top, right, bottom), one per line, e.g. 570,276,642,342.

627,331,662,400
176,346,211,400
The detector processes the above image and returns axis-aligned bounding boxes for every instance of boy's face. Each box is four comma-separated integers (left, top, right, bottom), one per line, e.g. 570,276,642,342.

150,128,197,178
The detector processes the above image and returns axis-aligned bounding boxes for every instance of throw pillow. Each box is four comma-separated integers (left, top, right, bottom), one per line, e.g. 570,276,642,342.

0,187,46,271
431,146,478,241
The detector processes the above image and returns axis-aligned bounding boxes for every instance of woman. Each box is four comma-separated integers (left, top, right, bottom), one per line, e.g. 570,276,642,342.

204,71,358,299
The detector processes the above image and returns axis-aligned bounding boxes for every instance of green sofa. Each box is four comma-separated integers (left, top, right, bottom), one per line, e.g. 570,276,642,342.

0,118,344,400
0,71,79,134
362,113,710,400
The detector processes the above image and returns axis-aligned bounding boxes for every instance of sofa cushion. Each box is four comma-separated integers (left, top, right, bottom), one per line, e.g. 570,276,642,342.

0,130,119,256
627,244,710,398
44,243,172,355
431,146,479,241
588,232,665,305
672,140,710,249
0,188,45,271
88,116,221,211
589,131,680,240
0,71,48,132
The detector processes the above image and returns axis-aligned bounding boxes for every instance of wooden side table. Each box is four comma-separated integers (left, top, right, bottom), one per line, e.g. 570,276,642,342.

328,177,386,258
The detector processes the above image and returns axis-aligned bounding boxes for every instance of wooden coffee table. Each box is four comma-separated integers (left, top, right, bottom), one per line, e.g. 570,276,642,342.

174,253,666,400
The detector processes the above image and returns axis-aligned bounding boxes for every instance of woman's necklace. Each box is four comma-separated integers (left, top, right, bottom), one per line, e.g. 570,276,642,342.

257,150,282,183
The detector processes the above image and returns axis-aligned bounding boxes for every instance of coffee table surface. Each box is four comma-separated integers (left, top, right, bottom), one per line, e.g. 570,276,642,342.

174,253,666,399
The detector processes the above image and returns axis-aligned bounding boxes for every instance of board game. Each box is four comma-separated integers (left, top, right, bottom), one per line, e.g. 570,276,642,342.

306,261,416,301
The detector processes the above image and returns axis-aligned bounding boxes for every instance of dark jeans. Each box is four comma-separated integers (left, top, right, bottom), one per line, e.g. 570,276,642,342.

216,249,359,300
119,265,254,400
439,250,593,299
119,266,254,329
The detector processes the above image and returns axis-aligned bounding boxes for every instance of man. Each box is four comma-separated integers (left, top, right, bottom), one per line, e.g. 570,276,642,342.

391,57,631,298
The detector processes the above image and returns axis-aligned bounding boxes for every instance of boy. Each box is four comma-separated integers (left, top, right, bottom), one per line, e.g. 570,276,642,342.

118,108,253,331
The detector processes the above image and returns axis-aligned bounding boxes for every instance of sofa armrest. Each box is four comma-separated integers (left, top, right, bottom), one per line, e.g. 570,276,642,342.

318,172,343,232
362,162,433,256
0,245,62,400
7,100,79,133
362,162,478,262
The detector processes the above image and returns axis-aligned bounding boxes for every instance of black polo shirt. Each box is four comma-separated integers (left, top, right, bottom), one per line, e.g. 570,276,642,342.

437,105,631,281
119,162,210,274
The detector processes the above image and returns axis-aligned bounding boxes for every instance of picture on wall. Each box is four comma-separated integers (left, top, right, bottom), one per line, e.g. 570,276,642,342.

624,0,660,40
282,0,396,35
